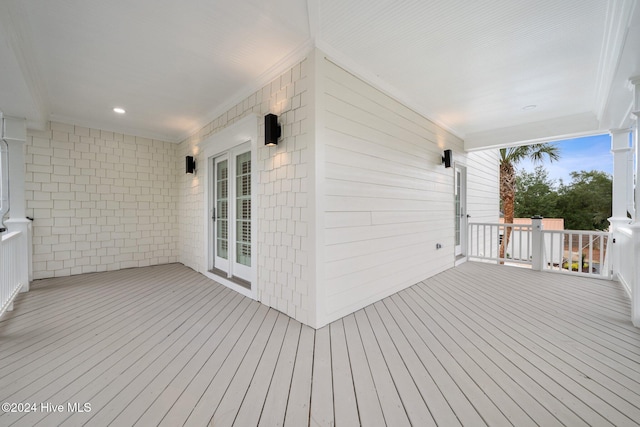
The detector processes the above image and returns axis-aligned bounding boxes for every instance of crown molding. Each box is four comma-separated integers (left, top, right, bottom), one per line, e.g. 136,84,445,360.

48,114,177,143
0,1,50,126
594,0,636,121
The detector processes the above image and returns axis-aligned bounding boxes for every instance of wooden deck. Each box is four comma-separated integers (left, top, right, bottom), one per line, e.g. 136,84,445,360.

0,262,639,426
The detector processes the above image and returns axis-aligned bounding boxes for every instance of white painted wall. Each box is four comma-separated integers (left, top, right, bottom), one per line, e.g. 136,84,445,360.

177,58,314,325
316,56,499,326
466,150,500,224
25,122,179,279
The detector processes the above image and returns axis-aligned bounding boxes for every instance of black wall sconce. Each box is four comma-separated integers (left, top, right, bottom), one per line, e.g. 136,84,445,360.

442,149,452,168
265,113,281,146
186,155,196,174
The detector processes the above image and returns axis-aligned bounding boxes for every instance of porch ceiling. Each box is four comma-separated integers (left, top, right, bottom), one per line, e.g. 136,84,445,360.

0,0,638,147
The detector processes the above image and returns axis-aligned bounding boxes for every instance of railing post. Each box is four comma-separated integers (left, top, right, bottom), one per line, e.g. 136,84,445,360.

531,216,543,271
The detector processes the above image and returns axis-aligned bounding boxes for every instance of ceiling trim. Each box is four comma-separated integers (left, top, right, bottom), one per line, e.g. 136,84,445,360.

48,113,177,143
464,112,602,151
177,38,315,143
594,0,637,121
314,41,464,141
0,1,49,128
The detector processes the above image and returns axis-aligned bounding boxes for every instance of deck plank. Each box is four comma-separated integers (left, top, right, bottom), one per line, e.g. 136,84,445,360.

252,319,301,427
98,289,239,426
157,303,268,426
353,310,411,427
451,267,640,393
365,304,437,426
309,326,333,427
341,314,385,427
0,262,638,427
329,319,360,427
429,268,634,426
283,325,314,427
410,282,591,427
213,312,289,427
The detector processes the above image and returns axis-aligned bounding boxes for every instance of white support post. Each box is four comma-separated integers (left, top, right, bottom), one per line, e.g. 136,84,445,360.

632,225,640,327
629,76,640,326
2,116,31,290
609,128,633,278
531,216,543,271
631,77,640,225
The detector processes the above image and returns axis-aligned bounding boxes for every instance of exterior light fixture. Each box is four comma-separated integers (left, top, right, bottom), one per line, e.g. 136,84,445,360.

113,107,126,114
265,113,281,146
186,156,196,174
442,149,452,168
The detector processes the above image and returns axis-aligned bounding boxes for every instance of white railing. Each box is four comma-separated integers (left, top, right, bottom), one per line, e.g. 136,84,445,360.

615,226,639,327
541,230,611,278
468,222,533,265
0,230,27,317
468,221,611,278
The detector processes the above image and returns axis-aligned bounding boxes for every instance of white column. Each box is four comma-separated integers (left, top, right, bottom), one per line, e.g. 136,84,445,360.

629,77,640,326
2,116,31,288
609,129,633,278
610,129,633,223
631,77,640,224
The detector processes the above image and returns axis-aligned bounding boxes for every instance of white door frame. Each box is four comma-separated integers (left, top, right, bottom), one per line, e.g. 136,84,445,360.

212,154,230,274
454,164,467,257
200,114,258,300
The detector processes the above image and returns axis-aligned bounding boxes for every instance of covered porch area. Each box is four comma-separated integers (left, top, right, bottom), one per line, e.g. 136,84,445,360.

1,261,638,426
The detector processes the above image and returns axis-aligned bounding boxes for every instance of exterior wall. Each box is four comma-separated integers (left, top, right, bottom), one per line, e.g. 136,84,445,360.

25,122,179,279
19,52,500,329
317,57,499,326
177,59,313,325
466,150,500,223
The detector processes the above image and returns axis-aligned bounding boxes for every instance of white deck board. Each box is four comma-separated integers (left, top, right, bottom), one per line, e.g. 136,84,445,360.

0,262,638,426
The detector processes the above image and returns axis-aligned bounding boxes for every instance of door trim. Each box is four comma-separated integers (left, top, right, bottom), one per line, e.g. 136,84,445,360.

454,164,467,259
200,114,258,300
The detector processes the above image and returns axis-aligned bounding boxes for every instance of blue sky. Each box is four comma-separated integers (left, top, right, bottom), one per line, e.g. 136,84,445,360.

516,133,613,185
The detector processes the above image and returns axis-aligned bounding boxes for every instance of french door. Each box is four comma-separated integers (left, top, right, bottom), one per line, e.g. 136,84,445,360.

211,144,252,283
454,165,467,256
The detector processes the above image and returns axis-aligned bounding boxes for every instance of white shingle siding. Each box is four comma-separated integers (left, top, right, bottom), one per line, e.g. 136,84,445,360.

25,122,179,279
177,59,311,325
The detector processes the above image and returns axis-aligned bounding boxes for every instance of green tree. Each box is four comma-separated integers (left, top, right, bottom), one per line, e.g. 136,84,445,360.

514,166,559,218
557,171,612,230
500,144,560,259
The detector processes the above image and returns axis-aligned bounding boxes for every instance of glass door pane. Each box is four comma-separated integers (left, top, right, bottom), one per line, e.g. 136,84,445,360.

235,152,251,267
216,159,229,261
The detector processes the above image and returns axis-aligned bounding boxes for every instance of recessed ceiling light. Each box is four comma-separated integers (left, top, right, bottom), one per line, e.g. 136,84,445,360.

113,107,126,114
522,105,537,111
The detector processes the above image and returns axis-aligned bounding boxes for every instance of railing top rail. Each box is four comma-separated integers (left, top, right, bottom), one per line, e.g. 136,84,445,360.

469,222,532,228
541,229,611,236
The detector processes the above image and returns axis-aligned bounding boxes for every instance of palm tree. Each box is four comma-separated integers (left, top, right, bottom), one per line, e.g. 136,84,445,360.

500,144,560,259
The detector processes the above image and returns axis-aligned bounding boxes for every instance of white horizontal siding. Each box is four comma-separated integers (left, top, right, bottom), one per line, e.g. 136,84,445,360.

467,150,500,224
320,58,461,323
318,58,499,324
